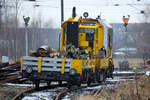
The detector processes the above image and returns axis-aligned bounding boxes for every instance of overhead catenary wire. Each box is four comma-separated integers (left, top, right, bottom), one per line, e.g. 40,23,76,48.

6,0,150,12
3,0,149,28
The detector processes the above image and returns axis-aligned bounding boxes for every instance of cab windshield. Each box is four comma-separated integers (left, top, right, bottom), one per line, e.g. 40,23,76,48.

79,28,95,48
79,28,95,34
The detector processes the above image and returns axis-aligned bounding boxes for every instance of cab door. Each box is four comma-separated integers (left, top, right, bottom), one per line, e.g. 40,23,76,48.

67,22,79,48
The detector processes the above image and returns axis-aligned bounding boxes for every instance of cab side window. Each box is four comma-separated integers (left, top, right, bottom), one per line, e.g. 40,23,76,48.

109,29,113,49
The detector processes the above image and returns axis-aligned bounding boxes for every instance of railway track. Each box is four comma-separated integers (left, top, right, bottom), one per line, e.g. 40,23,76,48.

11,72,144,100
0,62,147,100
11,87,35,100
54,85,96,100
11,84,68,100
54,81,117,100
0,63,21,84
54,74,141,100
11,82,102,100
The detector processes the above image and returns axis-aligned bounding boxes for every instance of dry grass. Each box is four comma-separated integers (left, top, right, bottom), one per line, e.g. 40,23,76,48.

77,95,98,100
0,85,27,100
77,75,150,100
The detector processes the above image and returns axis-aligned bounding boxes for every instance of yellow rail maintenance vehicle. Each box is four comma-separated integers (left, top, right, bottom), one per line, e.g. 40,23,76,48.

20,7,114,88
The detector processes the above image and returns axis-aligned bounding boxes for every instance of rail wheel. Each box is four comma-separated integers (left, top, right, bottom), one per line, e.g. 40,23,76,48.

110,65,114,79
96,70,106,83
108,61,114,79
47,81,51,86
87,79,91,86
86,72,92,86
67,81,72,89
35,80,40,88
77,81,81,87
99,73,105,82
58,81,62,86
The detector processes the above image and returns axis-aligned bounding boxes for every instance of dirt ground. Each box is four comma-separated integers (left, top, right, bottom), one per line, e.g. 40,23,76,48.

77,75,150,100
0,75,150,100
0,84,29,100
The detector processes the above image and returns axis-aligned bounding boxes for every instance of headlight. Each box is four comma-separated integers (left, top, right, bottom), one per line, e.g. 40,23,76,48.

23,65,27,70
26,66,33,73
69,69,76,75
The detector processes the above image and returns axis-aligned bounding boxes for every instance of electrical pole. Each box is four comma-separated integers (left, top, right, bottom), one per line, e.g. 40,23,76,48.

122,15,130,59
15,0,19,61
0,0,2,33
23,16,30,56
59,0,64,50
61,0,64,24
0,0,2,59
25,25,28,56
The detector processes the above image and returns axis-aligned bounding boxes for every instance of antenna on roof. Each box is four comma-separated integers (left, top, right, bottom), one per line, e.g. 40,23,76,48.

72,7,76,17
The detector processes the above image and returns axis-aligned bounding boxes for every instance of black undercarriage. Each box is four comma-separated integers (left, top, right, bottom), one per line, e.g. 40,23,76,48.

22,65,114,88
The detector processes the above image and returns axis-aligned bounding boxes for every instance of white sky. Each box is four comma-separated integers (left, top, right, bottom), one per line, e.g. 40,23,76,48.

18,0,150,28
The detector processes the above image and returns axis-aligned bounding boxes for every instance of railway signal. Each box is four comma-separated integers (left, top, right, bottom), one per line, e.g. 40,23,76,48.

23,16,30,27
122,15,130,31
122,15,130,27
122,15,131,69
61,0,64,24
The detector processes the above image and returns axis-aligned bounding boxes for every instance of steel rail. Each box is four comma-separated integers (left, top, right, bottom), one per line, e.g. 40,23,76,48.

11,84,67,100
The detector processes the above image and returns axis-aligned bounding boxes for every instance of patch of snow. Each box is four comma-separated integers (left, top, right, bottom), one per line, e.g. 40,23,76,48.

22,87,67,100
107,77,133,82
116,48,137,52
146,71,150,76
5,81,66,88
62,95,70,100
22,97,38,100
113,71,135,74
107,77,121,82
5,83,49,87
84,86,102,90
114,52,125,55
5,83,34,87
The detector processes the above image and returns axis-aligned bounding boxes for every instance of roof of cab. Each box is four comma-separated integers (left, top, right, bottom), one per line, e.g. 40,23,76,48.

67,16,82,22
62,15,112,29
97,18,112,28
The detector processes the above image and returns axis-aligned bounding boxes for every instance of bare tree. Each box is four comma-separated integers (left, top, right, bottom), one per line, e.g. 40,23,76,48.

0,0,2,33
0,0,22,60
14,0,21,60
143,5,150,23
29,12,43,50
135,5,150,66
43,18,54,29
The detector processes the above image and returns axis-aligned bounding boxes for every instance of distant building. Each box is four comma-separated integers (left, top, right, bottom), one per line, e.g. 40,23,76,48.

114,47,137,58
